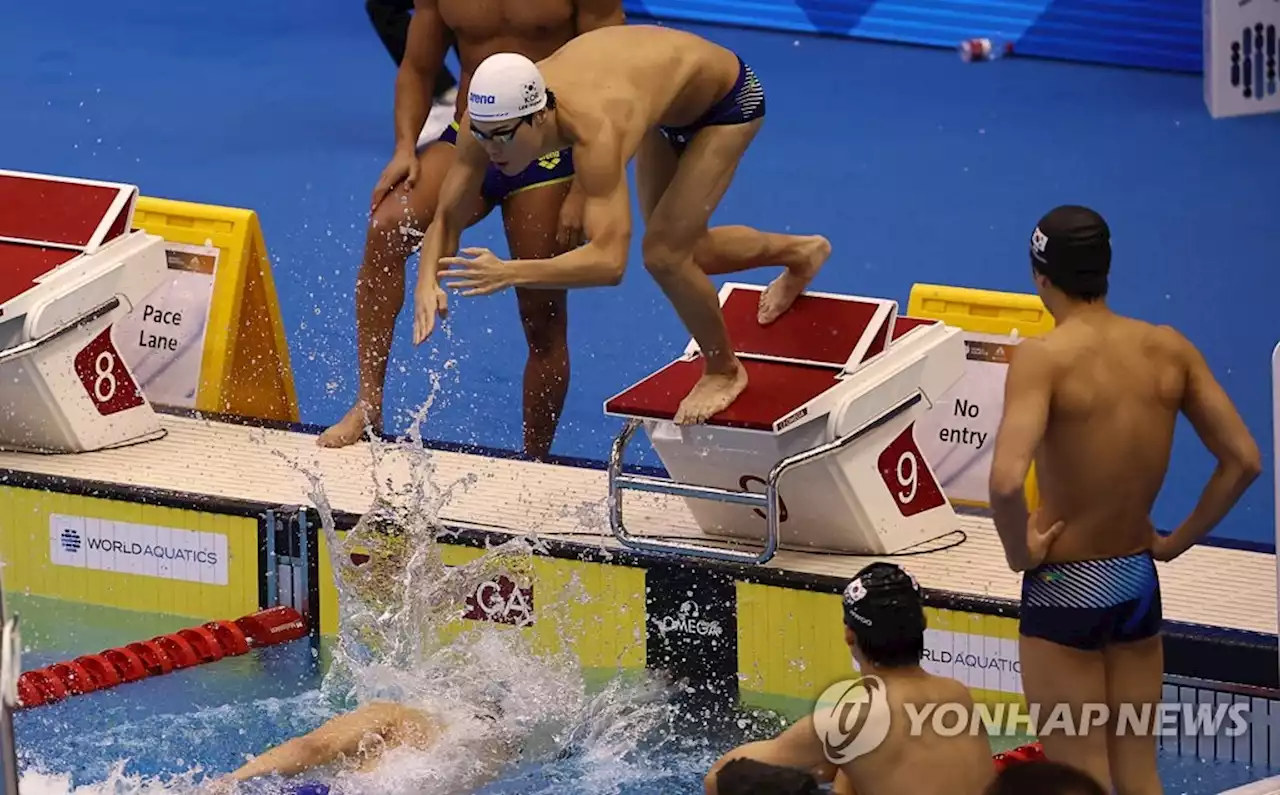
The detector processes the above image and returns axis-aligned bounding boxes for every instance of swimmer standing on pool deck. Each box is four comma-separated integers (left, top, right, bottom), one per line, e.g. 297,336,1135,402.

416,25,832,424
988,205,1262,794
318,0,626,458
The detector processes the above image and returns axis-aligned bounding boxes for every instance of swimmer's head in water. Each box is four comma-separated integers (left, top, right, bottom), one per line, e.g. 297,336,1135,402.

466,52,556,175
715,759,821,795
841,562,926,669
1030,205,1111,303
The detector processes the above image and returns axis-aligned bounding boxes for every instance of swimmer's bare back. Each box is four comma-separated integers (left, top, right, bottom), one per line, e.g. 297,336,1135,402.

534,25,747,149
995,310,1260,564
841,672,994,795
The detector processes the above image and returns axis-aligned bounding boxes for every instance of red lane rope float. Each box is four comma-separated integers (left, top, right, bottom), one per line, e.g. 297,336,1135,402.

993,741,1045,770
14,605,307,710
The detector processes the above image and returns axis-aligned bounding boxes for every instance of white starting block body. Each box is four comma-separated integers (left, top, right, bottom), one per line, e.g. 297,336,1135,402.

0,170,167,453
604,283,966,560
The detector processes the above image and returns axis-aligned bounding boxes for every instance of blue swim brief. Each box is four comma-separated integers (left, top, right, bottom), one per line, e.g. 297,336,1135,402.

1020,551,1163,651
437,122,574,205
659,54,766,154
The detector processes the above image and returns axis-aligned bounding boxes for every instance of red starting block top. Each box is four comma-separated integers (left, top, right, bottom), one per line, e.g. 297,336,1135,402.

0,170,139,313
606,284,940,431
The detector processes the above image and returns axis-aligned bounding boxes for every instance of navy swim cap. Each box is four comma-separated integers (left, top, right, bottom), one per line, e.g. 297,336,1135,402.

841,562,923,632
1030,205,1111,299
715,759,821,795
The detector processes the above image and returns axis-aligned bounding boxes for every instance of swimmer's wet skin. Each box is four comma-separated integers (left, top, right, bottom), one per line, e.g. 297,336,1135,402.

319,0,626,457
209,700,514,793
987,205,1262,794
418,24,832,426
703,563,994,795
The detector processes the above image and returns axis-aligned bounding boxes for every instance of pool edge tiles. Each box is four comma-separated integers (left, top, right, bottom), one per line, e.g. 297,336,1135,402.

0,484,259,622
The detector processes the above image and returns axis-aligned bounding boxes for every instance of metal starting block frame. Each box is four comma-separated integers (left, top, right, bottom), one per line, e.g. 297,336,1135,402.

604,283,967,565
0,170,168,454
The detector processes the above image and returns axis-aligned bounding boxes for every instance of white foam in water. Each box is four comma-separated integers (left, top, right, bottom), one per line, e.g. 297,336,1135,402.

17,382,677,794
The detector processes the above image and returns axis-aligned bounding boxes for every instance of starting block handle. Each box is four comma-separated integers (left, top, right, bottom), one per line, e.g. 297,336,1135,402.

0,295,121,366
607,390,927,565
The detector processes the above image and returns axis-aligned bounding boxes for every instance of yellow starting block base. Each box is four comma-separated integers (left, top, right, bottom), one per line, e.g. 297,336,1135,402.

907,283,1054,511
130,197,298,423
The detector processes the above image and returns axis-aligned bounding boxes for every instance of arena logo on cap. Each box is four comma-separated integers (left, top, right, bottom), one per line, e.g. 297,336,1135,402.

811,675,892,763
469,92,496,105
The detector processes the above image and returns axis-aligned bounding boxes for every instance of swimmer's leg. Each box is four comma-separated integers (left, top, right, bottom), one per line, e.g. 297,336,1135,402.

1019,635,1114,791
319,141,491,448
1103,635,1164,795
501,180,573,461
226,702,436,782
636,130,829,327
638,122,762,425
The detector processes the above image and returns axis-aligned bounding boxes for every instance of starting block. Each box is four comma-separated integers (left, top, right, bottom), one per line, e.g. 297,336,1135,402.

0,170,167,453
604,283,966,564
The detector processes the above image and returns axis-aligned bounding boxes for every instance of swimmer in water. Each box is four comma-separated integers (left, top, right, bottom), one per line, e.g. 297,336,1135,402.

210,699,514,793
319,0,626,460
418,26,832,425
704,563,994,795
988,205,1262,794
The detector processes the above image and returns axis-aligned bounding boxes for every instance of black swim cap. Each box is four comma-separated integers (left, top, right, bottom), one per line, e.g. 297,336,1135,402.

1029,205,1111,301
841,562,923,632
715,759,821,795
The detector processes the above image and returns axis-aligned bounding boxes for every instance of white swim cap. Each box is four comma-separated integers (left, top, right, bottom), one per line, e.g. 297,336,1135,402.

467,53,548,123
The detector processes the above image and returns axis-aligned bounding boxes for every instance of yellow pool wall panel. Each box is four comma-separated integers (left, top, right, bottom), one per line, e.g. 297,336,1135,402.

0,485,258,620
736,581,1025,720
315,531,647,674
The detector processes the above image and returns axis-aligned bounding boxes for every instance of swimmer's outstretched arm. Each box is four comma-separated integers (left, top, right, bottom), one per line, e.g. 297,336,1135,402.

223,702,437,783
1157,330,1261,560
989,338,1063,572
413,130,488,344
703,716,830,795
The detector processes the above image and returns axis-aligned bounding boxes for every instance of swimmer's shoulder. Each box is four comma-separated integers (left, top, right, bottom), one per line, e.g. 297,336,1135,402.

933,673,978,705
1114,315,1197,372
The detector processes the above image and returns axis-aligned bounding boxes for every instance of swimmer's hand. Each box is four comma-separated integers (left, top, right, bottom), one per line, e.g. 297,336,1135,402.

413,281,449,345
1026,510,1066,568
372,147,421,210
201,775,238,795
438,247,517,297
556,182,587,249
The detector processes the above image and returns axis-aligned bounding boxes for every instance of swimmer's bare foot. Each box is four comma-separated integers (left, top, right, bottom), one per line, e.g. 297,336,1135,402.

757,235,831,325
317,403,381,448
672,361,749,425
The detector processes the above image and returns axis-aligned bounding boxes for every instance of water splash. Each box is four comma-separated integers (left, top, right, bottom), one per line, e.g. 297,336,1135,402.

16,383,677,793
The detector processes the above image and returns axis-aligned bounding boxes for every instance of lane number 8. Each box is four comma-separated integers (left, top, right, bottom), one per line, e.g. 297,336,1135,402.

92,351,118,403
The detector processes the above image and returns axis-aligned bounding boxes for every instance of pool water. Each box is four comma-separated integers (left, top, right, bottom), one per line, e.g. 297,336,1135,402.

7,594,1277,795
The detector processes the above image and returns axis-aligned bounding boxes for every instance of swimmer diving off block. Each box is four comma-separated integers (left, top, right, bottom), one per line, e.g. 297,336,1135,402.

988,205,1263,794
414,24,832,424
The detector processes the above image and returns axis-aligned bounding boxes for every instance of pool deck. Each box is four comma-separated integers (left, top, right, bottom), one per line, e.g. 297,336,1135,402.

0,412,1273,642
